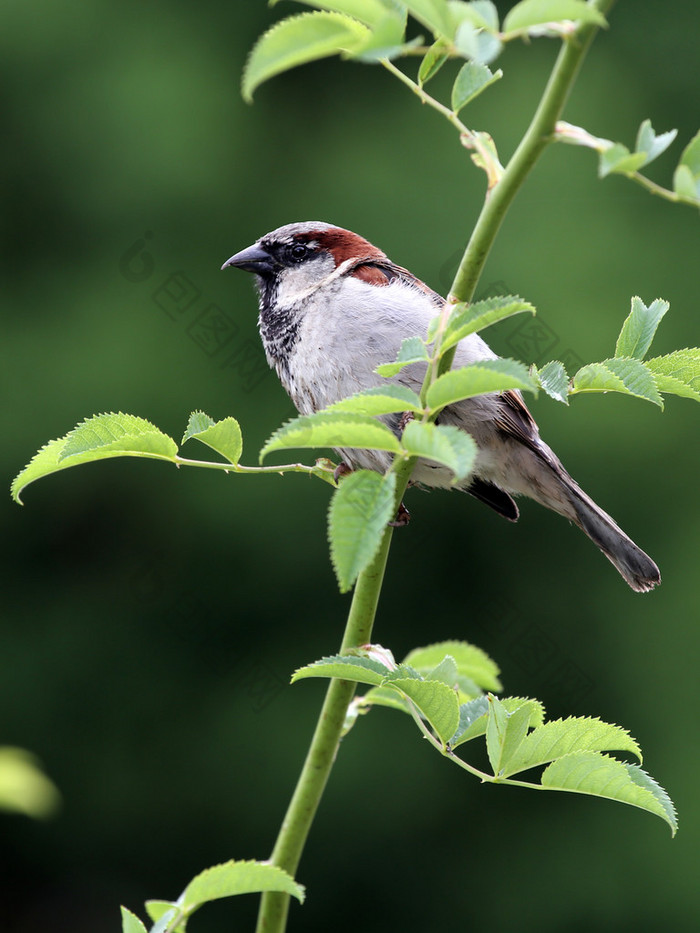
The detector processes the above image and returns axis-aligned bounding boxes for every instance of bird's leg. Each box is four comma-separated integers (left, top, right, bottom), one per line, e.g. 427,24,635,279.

333,461,353,484
389,502,410,527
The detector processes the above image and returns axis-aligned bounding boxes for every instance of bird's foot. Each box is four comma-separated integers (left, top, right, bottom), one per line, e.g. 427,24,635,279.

333,461,353,484
389,502,410,527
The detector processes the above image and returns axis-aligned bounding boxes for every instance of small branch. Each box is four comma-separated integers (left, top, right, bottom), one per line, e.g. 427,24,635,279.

175,456,338,485
629,171,699,207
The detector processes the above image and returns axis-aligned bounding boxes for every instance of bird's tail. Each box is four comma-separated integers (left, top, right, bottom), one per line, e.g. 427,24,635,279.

562,480,660,593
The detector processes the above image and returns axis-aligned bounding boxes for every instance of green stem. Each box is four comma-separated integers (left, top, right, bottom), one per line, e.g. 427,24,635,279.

255,504,402,933
442,0,617,372
255,6,615,931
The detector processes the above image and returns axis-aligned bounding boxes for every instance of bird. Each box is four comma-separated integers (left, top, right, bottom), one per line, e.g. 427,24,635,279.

222,221,660,593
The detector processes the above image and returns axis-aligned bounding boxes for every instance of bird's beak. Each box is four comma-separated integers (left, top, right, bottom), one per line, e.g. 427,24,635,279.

221,243,276,274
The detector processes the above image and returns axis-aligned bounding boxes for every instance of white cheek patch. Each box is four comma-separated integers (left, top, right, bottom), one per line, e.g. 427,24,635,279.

276,254,337,307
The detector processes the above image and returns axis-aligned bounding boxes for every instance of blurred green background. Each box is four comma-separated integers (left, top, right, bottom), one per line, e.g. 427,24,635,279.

2,2,699,931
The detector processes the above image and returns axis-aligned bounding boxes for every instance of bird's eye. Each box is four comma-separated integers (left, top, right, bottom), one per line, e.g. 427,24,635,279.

289,243,308,261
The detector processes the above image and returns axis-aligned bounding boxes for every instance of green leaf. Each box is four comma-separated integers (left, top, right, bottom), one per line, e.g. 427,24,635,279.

425,655,458,686
635,119,677,168
503,0,607,33
242,11,370,102
260,412,402,460
571,359,663,407
451,696,544,747
401,0,453,38
182,412,243,464
401,421,476,482
673,129,700,202
453,21,502,64
615,296,669,361
535,360,569,404
441,295,535,351
426,359,537,412
541,752,677,835
359,684,413,713
486,694,532,775
384,674,461,744
598,143,647,178
447,0,497,31
0,747,60,817
403,640,501,692
375,336,430,377
272,0,397,27
418,39,450,86
291,654,389,686
181,859,305,910
352,14,414,62
144,902,178,923
59,413,177,461
646,348,700,402
451,61,502,113
325,385,424,416
120,907,148,933
502,717,642,778
11,414,179,505
329,470,397,592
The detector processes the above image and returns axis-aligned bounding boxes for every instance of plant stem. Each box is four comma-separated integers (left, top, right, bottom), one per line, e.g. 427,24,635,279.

255,513,400,933
442,0,617,371
256,6,615,931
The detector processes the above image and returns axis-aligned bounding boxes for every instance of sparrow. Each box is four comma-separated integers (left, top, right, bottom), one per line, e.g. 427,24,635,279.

222,221,660,593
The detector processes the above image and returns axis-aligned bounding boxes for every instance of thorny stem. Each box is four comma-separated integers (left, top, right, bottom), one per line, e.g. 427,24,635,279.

256,5,614,931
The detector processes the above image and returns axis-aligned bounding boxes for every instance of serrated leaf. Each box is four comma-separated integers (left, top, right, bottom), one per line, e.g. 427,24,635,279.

182,411,215,441
572,358,663,407
242,11,370,102
503,0,607,33
325,385,423,416
426,655,458,686
486,694,532,775
181,859,305,910
502,717,642,778
403,640,501,692
401,421,477,482
451,61,502,112
402,0,453,38
0,747,60,818
360,685,412,713
426,359,537,412
291,654,388,686
451,696,545,747
260,412,402,461
11,414,179,504
60,413,177,460
375,336,430,377
598,143,647,178
634,119,677,168
384,675,460,744
615,296,669,361
273,0,396,27
120,907,148,933
418,39,450,85
182,414,243,464
536,360,569,403
329,470,397,592
646,349,700,402
441,295,535,350
541,752,677,835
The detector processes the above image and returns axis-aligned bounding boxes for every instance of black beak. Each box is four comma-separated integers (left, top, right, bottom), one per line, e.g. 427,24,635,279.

221,243,277,274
